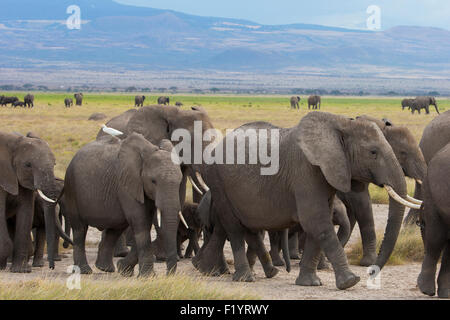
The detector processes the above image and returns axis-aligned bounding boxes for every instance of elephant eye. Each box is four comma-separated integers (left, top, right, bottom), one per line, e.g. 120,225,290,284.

25,162,32,168
370,150,377,159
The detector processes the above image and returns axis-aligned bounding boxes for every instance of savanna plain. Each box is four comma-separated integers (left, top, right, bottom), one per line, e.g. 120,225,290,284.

0,93,448,299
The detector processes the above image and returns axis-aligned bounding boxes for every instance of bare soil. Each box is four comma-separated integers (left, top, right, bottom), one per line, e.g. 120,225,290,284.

0,205,438,300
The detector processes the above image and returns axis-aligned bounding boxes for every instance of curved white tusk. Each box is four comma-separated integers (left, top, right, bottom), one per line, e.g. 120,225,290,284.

406,195,423,205
384,186,421,210
416,179,423,185
195,172,210,192
179,211,189,229
188,176,203,195
157,208,162,228
101,124,123,137
37,189,56,203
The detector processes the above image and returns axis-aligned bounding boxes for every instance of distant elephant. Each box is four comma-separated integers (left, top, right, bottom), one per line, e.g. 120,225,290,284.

405,110,450,225
308,95,321,110
193,112,418,290
417,142,450,298
62,134,183,276
290,96,300,109
74,93,83,106
410,96,439,114
135,95,145,107
12,101,25,108
0,96,19,107
64,98,73,108
158,96,170,105
24,94,34,108
401,98,413,110
175,102,183,107
0,131,69,272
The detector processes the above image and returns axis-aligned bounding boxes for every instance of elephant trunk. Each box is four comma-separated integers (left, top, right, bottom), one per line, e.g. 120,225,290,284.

280,229,291,273
161,209,179,274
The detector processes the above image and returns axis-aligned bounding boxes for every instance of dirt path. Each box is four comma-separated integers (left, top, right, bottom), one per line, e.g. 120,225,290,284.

0,205,436,300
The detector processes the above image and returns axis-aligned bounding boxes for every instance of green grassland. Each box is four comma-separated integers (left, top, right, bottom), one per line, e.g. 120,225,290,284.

1,92,448,203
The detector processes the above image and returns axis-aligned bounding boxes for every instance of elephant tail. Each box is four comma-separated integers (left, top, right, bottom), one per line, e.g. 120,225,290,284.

281,228,291,273
434,104,440,114
55,186,74,246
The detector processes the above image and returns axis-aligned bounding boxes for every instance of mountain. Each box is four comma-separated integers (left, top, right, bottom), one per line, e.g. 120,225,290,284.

0,0,449,75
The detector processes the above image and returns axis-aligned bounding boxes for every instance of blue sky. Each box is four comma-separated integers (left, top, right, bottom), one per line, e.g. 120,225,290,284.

114,0,450,30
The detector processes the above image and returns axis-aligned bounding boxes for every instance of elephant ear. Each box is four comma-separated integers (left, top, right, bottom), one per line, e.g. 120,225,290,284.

0,137,19,195
117,134,147,204
297,112,351,193
127,106,176,144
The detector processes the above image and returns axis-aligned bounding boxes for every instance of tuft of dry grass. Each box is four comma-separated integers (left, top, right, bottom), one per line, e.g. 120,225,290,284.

0,274,259,300
347,227,424,266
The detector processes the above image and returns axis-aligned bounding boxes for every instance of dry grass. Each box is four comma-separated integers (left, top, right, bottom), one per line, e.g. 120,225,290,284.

0,274,259,300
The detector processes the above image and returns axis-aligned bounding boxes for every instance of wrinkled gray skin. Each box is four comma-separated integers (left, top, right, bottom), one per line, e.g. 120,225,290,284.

409,96,439,115
158,96,170,105
135,95,145,107
62,134,183,276
0,132,63,272
64,98,73,108
401,98,413,110
404,110,450,225
290,96,300,109
308,95,321,110
417,143,450,298
74,93,83,106
24,94,34,108
337,115,426,266
193,112,408,290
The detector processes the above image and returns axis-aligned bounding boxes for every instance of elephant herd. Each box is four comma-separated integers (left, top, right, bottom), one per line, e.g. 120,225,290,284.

290,95,321,110
0,94,34,108
64,93,83,108
135,96,183,108
0,102,448,299
401,96,439,115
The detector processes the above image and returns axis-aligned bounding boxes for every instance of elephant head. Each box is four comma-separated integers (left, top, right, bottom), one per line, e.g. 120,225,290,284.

0,132,63,268
298,112,419,269
118,134,183,273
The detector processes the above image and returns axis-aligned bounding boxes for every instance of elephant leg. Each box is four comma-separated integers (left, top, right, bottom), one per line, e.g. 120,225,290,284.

117,239,138,277
418,213,447,296
11,190,34,273
404,182,422,226
0,191,12,269
437,242,450,298
32,226,46,267
184,232,199,258
113,233,129,258
96,228,125,273
228,229,254,282
246,245,257,271
317,252,331,270
296,234,322,286
72,225,92,274
125,227,134,246
153,232,166,261
129,216,154,278
288,231,300,260
268,231,285,266
245,231,278,278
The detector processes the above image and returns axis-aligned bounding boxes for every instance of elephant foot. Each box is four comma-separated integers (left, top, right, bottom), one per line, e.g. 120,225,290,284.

438,287,449,299
335,271,360,290
359,254,377,267
63,241,70,249
10,263,32,273
289,252,301,260
77,264,93,274
137,267,156,278
296,271,322,286
263,266,279,279
32,258,45,268
117,259,135,277
95,261,115,273
232,269,255,282
192,253,230,276
418,272,436,296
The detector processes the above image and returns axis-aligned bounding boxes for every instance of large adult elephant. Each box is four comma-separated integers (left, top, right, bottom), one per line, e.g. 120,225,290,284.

158,96,170,105
135,95,145,107
308,95,321,110
336,116,426,266
401,98,413,110
62,134,183,276
74,93,83,106
410,96,439,115
0,132,70,272
417,143,450,298
193,112,419,290
290,96,300,109
24,94,34,108
404,110,450,225
0,96,19,107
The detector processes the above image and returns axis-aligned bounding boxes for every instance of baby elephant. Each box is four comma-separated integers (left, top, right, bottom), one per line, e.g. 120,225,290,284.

64,98,73,108
417,142,450,298
12,101,25,108
62,133,183,277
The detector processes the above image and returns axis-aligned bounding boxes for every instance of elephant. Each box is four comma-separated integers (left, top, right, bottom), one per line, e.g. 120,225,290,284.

24,94,34,108
12,101,25,108
135,95,145,107
401,98,413,110
158,96,170,105
62,133,183,276
1,96,19,107
290,96,300,109
308,95,321,110
64,98,73,108
0,131,70,272
410,96,439,115
192,112,419,290
74,93,83,106
335,115,426,266
416,143,450,298
175,102,183,107
404,110,450,225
